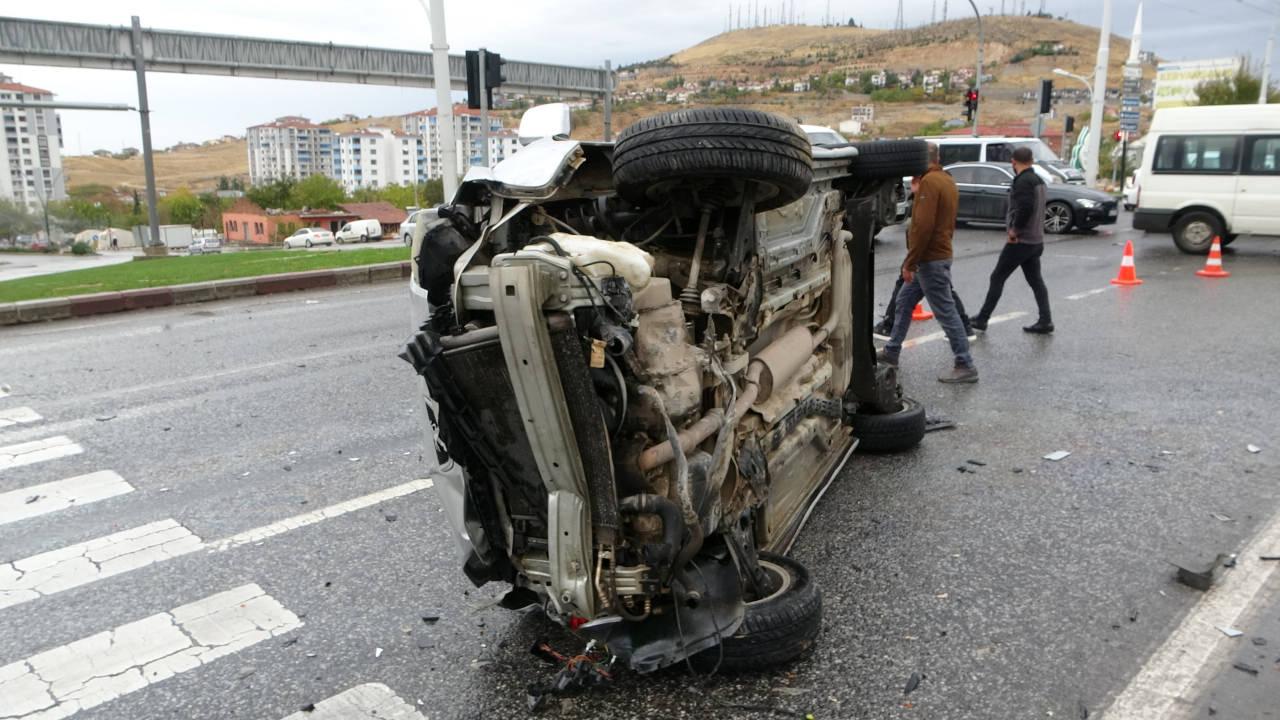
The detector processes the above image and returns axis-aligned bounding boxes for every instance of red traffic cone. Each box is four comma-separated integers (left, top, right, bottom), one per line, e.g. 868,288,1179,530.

1195,237,1230,278
911,302,934,321
1110,240,1144,286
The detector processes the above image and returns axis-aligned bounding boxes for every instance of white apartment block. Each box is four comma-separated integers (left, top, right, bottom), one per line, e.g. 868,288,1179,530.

400,103,502,179
246,116,334,185
331,127,426,193
488,129,520,166
0,75,66,212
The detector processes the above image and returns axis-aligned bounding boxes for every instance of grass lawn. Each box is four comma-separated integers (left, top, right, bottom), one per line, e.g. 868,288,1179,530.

0,247,409,303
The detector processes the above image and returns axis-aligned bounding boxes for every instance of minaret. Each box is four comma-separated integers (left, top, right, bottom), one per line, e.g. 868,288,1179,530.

1127,1,1143,64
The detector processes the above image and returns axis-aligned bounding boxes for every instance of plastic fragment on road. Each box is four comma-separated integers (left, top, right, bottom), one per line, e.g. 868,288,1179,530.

1210,512,1232,522
1218,626,1243,638
904,671,922,695
1232,661,1259,675
375,647,383,658
1247,444,1261,453
1044,450,1071,461
1175,553,1233,591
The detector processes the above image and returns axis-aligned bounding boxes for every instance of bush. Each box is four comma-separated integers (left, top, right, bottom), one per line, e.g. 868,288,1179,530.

71,241,93,256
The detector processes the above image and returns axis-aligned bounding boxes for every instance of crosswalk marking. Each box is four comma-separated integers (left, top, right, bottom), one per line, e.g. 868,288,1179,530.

0,436,83,472
0,407,42,429
0,479,434,610
0,583,301,720
1,520,202,610
279,683,426,720
0,471,132,527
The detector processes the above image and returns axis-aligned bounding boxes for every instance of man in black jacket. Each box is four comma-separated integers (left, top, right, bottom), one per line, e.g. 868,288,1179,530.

970,146,1054,334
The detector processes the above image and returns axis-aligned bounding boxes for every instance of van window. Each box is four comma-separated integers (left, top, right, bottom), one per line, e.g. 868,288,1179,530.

986,143,1012,162
1245,136,1280,174
1153,135,1239,174
940,144,980,165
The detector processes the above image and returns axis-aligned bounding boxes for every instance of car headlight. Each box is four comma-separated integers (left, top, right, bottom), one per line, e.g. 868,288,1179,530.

1075,198,1099,208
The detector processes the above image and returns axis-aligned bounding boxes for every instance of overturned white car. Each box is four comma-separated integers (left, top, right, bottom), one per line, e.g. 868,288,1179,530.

403,105,929,672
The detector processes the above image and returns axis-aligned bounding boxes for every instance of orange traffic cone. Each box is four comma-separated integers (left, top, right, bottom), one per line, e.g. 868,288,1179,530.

911,302,934,321
1110,240,1143,286
1195,237,1230,278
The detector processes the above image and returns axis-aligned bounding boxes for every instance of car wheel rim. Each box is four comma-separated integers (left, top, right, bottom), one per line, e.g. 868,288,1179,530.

747,559,795,605
1045,204,1070,233
1185,221,1212,246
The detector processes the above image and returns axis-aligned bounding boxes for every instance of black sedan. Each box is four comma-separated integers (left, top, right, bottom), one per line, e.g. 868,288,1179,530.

945,162,1119,234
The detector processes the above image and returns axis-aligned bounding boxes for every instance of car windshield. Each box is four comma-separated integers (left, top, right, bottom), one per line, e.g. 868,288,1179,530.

1008,140,1059,163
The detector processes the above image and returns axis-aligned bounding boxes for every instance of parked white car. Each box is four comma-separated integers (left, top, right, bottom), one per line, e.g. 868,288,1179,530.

188,236,222,254
400,208,439,246
335,219,382,244
283,227,335,249
1133,104,1280,253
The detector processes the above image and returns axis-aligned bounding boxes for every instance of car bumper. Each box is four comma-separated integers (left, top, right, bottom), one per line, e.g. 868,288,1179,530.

1133,209,1174,232
1078,203,1120,227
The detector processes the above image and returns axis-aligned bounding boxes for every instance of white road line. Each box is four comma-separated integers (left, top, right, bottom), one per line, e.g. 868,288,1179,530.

1100,508,1280,719
902,311,1028,349
0,520,202,611
1065,286,1114,301
0,436,83,473
0,583,300,720
0,407,43,429
1051,253,1100,260
206,477,433,552
0,479,433,610
0,471,131,526
279,683,426,720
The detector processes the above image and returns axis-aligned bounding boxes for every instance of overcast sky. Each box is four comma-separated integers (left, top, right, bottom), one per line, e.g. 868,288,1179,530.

2,0,1274,154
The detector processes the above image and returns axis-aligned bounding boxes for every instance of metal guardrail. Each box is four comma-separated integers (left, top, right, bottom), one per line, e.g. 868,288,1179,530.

0,16,611,97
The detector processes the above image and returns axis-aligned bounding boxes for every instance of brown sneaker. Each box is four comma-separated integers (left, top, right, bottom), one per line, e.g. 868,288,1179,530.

938,365,979,384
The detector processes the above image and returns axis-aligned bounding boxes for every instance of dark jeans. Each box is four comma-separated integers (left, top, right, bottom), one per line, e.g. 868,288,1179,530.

886,260,974,368
880,275,971,333
975,241,1052,324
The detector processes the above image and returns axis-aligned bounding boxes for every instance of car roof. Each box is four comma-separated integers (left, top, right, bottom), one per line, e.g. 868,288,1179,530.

800,124,837,133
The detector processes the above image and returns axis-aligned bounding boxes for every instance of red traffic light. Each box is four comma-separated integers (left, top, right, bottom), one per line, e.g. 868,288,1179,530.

1113,130,1123,142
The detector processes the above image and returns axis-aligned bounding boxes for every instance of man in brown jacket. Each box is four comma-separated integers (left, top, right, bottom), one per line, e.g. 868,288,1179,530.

877,143,978,383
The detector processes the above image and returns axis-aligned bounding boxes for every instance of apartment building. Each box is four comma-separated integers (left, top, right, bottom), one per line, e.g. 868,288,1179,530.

332,127,427,193
246,116,334,185
400,104,502,179
488,129,520,165
0,74,66,212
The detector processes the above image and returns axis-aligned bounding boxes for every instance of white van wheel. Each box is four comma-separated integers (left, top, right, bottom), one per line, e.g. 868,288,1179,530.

361,234,369,243
1172,211,1222,254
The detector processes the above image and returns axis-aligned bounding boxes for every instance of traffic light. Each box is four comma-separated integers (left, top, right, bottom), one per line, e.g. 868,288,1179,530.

1113,130,1123,142
964,88,979,121
1064,115,1075,133
1038,79,1053,114
465,49,506,109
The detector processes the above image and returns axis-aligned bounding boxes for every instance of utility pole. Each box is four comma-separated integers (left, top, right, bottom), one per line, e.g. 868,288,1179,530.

129,16,163,255
944,0,949,22
896,0,905,29
1262,15,1277,103
967,0,984,137
933,0,937,24
422,0,459,203
1086,0,1112,188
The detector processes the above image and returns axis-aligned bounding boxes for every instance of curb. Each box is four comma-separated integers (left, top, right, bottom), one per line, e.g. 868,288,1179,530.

0,261,411,327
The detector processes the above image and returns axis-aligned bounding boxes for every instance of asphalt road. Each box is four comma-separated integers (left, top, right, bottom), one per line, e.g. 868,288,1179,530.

1,216,1278,720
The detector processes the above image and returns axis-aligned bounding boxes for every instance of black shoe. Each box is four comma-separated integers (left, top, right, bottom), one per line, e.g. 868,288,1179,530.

938,365,979,384
872,321,892,339
876,349,899,368
1023,321,1054,335
964,324,977,341
970,316,988,332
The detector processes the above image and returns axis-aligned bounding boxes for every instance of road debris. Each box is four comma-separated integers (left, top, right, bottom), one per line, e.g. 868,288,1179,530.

1251,637,1267,646
966,459,987,467
1175,554,1233,591
422,615,440,624
1260,555,1280,562
95,414,117,422
374,647,383,658
1218,626,1244,638
299,703,316,712
956,465,975,473
924,418,956,433
1210,512,1232,522
527,639,616,713
1232,661,1259,675
1043,450,1072,461
904,671,922,695
1246,444,1261,453
384,514,398,522
24,494,40,504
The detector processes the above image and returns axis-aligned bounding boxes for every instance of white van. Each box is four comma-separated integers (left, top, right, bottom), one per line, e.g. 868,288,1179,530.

335,218,383,244
1133,104,1280,253
921,135,1086,184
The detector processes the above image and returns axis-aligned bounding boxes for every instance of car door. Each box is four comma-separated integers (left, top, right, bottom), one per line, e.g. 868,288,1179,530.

1235,135,1280,235
947,166,981,220
970,166,1015,222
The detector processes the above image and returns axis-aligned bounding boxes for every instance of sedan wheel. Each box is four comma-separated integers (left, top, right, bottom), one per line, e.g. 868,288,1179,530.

1043,201,1074,234
305,239,313,248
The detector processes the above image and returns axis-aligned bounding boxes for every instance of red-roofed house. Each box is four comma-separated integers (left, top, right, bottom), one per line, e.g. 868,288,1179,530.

339,202,407,237
0,73,66,213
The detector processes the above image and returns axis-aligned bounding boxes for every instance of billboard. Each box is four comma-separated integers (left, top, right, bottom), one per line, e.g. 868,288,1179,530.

1154,58,1242,109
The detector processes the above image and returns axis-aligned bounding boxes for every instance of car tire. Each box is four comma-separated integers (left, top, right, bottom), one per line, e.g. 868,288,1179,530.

404,234,412,247
848,139,930,181
336,237,343,244
304,239,312,248
1172,211,1223,254
1044,201,1074,234
693,553,821,672
361,234,369,243
611,108,813,212
851,397,926,454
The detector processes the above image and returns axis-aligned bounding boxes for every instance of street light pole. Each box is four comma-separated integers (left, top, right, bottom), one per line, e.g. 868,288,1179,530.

1086,0,1113,188
967,0,983,137
420,0,460,204
130,16,164,254
1262,15,1277,104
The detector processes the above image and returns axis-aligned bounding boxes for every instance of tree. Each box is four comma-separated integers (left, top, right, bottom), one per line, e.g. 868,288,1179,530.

217,176,230,191
288,174,346,210
159,187,203,225
0,199,38,242
246,178,296,210
1195,66,1280,106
